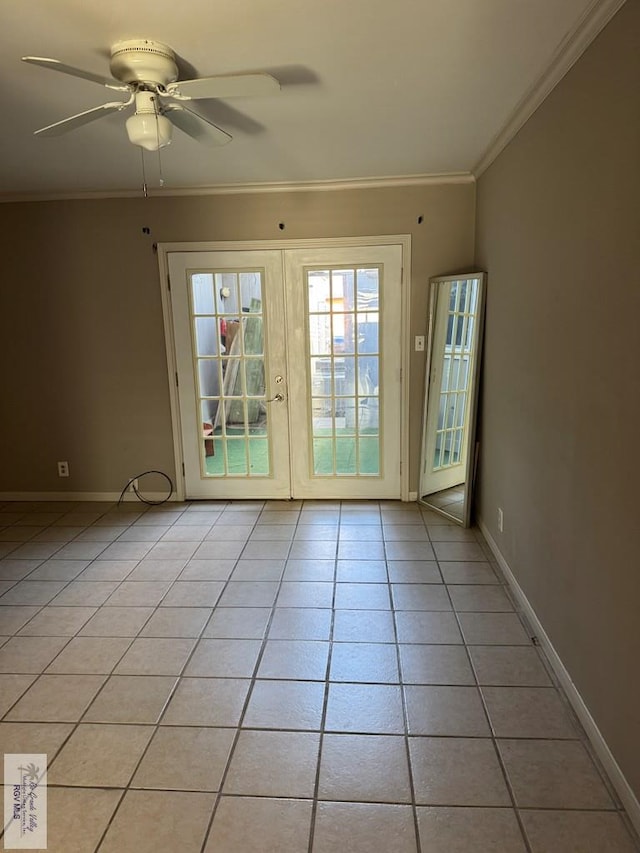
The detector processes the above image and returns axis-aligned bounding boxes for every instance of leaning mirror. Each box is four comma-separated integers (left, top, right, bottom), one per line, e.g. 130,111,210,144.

418,272,486,527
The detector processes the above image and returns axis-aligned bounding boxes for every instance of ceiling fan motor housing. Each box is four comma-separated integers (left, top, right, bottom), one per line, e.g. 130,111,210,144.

110,39,178,87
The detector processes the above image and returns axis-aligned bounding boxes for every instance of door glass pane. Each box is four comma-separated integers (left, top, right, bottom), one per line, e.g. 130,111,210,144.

195,318,221,356
441,355,451,392
225,439,248,475
310,358,332,396
240,272,263,312
190,269,270,478
332,270,354,312
342,271,355,311
334,313,351,354
249,439,270,475
335,437,357,474
469,280,479,314
306,266,381,478
307,270,331,311
313,438,334,475
359,437,380,474
340,356,355,396
215,273,239,315
357,269,379,310
312,400,333,435
310,316,332,355
198,360,220,398
192,274,215,314
357,314,378,353
445,396,456,430
358,355,378,394
358,396,379,432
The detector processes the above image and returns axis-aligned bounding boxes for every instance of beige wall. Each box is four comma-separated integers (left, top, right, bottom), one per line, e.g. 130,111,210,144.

475,0,640,797
0,182,475,493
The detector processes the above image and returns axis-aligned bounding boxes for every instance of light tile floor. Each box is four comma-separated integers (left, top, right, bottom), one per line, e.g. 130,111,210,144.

0,498,638,853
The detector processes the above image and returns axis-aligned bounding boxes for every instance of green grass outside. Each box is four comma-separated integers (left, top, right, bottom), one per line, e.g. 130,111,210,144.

204,427,380,476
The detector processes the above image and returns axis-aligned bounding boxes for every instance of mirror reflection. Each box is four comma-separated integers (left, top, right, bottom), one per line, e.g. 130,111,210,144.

419,273,486,526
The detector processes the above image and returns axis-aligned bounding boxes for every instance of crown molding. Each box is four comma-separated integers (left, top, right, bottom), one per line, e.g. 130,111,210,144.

473,0,627,178
0,172,474,204
157,172,475,196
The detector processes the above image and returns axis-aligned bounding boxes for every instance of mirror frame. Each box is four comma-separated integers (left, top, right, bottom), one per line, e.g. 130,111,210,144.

418,272,486,527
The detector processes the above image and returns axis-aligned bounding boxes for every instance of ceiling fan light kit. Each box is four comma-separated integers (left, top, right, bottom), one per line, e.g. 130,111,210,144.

126,91,173,151
21,38,281,153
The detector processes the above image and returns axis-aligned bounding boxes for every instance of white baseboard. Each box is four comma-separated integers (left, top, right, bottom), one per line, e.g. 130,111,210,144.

408,491,418,502
0,491,179,503
478,517,640,835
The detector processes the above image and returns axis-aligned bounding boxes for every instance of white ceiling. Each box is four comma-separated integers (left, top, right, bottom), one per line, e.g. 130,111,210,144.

0,0,620,198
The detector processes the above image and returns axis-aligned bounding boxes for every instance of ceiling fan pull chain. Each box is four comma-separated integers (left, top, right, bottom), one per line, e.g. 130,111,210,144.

140,147,148,198
154,106,165,187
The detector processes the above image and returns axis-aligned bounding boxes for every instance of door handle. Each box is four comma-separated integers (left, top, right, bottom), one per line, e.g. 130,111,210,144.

265,392,285,403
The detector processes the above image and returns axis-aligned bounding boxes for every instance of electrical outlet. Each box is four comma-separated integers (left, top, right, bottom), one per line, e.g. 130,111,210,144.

57,461,69,478
415,335,425,351
128,478,139,493
497,507,504,533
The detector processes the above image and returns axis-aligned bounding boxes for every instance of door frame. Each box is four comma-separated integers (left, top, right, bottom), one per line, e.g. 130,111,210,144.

157,236,412,502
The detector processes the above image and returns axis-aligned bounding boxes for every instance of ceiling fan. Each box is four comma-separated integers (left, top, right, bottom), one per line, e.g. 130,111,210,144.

22,39,280,151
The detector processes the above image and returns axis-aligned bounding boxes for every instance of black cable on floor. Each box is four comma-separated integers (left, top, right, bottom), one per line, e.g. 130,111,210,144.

117,470,174,507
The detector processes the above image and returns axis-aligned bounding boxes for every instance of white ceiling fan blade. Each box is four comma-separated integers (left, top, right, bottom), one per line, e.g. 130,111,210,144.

22,56,129,91
34,101,131,138
166,72,280,101
164,105,232,146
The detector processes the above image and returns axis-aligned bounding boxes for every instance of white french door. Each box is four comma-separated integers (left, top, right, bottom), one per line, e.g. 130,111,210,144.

168,250,290,499
164,242,404,500
286,245,402,499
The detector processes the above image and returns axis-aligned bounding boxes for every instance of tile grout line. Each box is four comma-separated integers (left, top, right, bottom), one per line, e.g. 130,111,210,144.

305,499,341,853
390,506,425,853
90,499,244,852
197,500,300,853
455,526,557,852
449,578,536,853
